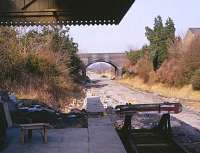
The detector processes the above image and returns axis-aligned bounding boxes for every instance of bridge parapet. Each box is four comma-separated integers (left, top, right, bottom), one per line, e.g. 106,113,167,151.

78,52,128,78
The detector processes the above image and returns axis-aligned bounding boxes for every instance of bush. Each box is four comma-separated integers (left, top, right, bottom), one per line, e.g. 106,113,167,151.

122,72,137,79
25,54,44,74
126,50,145,65
158,37,200,87
24,52,60,78
0,27,85,111
191,69,200,90
148,70,159,84
157,58,187,86
135,54,153,83
0,28,23,87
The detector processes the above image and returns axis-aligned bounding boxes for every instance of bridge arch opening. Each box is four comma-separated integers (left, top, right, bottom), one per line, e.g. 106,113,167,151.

85,61,120,79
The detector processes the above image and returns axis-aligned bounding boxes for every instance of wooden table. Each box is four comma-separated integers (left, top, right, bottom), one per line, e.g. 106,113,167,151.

19,123,52,144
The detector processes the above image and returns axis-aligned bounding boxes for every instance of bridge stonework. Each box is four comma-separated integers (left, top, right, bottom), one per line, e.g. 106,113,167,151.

78,53,128,78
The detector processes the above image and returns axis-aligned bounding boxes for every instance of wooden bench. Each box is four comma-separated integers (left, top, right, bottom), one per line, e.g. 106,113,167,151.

19,123,52,144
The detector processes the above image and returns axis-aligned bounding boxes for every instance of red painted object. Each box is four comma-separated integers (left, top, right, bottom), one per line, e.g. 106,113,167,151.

115,102,182,114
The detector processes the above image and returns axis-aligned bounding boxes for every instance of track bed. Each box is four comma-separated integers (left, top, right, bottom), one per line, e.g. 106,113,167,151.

118,129,188,153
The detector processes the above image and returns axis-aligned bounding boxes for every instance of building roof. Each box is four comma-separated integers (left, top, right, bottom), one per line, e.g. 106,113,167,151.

0,0,135,26
189,28,200,35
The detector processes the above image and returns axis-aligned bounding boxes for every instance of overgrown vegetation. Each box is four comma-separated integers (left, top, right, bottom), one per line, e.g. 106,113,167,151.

125,15,200,92
158,37,200,87
191,69,200,90
135,54,153,83
0,26,85,110
126,48,145,65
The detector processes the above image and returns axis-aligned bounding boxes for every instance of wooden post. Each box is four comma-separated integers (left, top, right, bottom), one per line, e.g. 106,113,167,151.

158,113,172,136
123,114,133,131
20,129,25,144
28,129,32,139
43,127,48,143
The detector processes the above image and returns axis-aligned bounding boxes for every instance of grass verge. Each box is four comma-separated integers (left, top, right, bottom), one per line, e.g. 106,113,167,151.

118,77,200,111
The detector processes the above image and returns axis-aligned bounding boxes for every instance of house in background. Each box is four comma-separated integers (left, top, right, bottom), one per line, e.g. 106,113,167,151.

183,28,200,49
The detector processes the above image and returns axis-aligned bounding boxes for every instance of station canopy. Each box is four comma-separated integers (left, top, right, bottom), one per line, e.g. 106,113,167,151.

0,0,135,26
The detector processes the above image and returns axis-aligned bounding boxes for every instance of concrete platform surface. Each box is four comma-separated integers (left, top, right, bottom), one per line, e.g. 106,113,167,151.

86,96,127,153
2,97,126,153
88,117,127,153
86,96,105,113
2,128,88,153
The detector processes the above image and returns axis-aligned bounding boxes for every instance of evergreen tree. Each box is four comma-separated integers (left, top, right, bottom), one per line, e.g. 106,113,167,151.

165,17,176,43
145,16,176,70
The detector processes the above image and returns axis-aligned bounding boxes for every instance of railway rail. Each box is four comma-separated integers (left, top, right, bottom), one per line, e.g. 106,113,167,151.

115,102,190,153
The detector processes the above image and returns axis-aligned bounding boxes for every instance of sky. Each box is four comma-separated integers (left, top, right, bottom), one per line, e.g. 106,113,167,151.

69,0,200,53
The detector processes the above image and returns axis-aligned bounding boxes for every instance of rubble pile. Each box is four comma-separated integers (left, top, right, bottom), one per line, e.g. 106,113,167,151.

13,101,88,128
0,91,87,129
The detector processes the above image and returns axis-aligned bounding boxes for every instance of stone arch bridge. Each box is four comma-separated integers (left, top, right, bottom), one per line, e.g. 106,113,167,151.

78,53,128,78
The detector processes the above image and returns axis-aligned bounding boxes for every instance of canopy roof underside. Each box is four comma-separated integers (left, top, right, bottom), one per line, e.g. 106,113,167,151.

0,0,135,26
